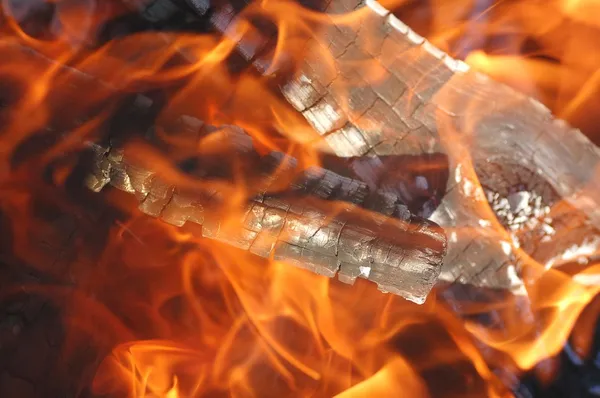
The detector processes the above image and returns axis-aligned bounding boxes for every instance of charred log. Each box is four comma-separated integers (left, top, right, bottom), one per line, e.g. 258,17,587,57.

8,0,600,296
0,43,448,303
1,1,600,397
116,0,600,290
196,0,600,289
85,120,447,304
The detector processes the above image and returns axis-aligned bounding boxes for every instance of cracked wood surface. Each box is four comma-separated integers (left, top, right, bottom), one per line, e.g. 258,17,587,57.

4,41,447,303
12,0,600,295
85,117,446,304
189,0,600,290
1,2,600,397
108,0,600,290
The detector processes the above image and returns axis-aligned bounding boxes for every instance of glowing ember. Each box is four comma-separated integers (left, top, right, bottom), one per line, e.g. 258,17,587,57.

0,0,599,397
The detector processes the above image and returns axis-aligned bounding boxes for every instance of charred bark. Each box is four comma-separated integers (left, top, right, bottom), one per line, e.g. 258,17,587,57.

85,119,446,304
8,0,600,295
116,0,600,289
194,0,600,290
1,42,447,303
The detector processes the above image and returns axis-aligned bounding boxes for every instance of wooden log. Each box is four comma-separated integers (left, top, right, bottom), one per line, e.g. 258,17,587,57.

1,42,446,303
85,118,446,304
190,0,600,290
0,3,598,396
11,0,600,296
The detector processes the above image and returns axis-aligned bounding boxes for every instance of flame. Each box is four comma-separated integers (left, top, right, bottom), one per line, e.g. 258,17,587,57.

408,0,600,141
1,0,600,397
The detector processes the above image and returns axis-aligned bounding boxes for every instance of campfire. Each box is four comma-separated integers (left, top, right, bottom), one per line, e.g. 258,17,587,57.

1,0,600,396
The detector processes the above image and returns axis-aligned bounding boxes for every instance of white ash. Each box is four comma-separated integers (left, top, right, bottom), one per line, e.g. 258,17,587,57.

486,189,553,235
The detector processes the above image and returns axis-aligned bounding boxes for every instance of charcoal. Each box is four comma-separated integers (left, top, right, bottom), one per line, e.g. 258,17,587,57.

141,0,182,23
183,0,211,15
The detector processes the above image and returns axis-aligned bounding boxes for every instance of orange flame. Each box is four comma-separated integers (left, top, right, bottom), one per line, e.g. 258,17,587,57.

0,0,600,397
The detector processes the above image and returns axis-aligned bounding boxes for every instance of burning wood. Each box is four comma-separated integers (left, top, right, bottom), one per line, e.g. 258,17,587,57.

7,0,597,302
1,42,447,303
211,0,600,290
2,1,600,397
117,0,600,292
86,122,446,303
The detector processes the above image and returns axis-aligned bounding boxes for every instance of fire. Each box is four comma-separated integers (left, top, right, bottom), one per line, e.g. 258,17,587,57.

0,0,599,397
409,0,600,141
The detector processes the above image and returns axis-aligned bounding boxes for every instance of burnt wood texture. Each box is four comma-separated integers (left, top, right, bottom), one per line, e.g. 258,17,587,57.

85,120,447,304
122,0,600,291
1,1,600,397
4,42,447,304
7,0,599,300
218,0,600,289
